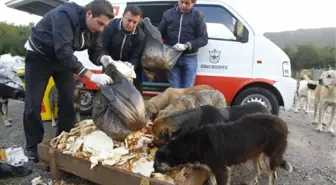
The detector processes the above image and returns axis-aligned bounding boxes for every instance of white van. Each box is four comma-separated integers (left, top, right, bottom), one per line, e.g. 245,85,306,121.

6,0,297,115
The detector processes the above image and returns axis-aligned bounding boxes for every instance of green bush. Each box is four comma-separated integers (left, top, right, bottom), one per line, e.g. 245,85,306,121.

0,21,34,57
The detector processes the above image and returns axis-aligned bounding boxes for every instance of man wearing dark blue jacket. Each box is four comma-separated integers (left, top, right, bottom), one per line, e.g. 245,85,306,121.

103,5,146,92
158,0,208,88
23,0,115,162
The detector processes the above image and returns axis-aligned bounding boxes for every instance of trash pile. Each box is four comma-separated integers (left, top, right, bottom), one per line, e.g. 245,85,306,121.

49,119,194,184
0,53,25,90
31,176,84,185
0,147,28,167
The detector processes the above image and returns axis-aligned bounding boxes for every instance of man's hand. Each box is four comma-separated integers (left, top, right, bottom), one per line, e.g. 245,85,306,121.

90,74,113,85
100,55,114,68
173,43,189,51
83,70,113,85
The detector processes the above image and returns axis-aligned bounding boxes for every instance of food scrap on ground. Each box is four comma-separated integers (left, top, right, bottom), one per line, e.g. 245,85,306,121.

49,119,194,184
0,147,28,167
31,176,86,185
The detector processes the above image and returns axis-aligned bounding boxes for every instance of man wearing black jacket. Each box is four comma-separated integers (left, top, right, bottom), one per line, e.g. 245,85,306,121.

23,0,115,162
158,0,208,88
102,5,146,92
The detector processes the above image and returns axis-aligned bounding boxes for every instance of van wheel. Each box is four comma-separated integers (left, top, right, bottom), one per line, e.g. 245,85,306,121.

80,90,95,116
232,87,279,115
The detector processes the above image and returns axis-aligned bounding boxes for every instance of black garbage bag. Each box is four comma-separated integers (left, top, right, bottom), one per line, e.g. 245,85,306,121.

0,84,25,100
141,18,182,80
92,64,147,141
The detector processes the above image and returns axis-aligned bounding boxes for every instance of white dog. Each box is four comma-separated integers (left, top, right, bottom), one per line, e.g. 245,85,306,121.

294,77,316,113
304,71,336,135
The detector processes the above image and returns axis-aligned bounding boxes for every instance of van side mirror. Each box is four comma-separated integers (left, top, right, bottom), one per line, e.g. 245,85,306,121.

234,21,249,43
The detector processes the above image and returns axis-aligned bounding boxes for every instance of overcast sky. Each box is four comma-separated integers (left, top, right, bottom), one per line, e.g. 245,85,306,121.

0,0,335,33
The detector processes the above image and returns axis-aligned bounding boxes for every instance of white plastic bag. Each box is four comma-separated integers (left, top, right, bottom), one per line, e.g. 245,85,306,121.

111,60,136,82
0,54,25,90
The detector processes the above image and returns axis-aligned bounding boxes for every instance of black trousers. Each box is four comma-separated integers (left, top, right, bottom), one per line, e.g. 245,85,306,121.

23,51,76,152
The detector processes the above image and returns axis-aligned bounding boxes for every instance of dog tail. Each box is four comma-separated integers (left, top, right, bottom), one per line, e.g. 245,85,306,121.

301,74,318,85
280,160,293,172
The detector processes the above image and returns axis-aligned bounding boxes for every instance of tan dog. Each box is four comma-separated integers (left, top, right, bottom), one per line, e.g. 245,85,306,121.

294,74,317,113
303,71,336,134
155,89,227,119
145,85,214,120
49,85,59,127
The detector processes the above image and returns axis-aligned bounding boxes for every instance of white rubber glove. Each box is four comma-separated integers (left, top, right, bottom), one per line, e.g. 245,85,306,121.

90,73,113,85
100,55,114,68
173,43,188,51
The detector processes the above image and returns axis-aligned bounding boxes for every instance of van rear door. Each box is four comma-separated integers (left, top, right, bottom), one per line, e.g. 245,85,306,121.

5,0,67,16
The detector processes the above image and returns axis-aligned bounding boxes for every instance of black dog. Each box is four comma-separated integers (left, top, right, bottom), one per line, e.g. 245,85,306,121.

224,102,269,122
152,102,269,145
153,113,292,185
0,84,25,127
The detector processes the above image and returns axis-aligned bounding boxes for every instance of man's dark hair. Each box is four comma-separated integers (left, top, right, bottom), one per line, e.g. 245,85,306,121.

85,0,114,19
123,5,143,17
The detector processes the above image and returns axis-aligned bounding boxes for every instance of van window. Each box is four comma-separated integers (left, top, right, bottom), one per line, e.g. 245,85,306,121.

136,4,174,26
194,5,237,41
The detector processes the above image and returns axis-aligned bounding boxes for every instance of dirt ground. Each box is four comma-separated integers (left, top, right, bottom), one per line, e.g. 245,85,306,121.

0,100,335,185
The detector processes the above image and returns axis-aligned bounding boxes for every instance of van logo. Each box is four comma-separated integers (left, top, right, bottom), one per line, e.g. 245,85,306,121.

209,49,221,64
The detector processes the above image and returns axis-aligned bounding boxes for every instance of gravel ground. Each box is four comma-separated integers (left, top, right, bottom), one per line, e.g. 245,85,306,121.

0,100,335,185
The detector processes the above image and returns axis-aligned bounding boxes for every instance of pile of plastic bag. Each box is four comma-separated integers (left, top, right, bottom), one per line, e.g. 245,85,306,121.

0,54,25,90
141,18,182,81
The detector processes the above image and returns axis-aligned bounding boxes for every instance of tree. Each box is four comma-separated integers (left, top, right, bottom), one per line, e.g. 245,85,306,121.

0,21,33,56
294,43,321,69
283,43,335,70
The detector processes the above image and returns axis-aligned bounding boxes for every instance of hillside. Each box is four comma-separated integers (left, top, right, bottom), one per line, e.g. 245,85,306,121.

264,27,336,48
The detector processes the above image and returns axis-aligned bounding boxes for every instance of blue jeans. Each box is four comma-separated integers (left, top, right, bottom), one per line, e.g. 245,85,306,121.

167,55,197,88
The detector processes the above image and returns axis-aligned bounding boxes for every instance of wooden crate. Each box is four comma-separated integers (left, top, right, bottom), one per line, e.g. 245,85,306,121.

37,142,209,185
